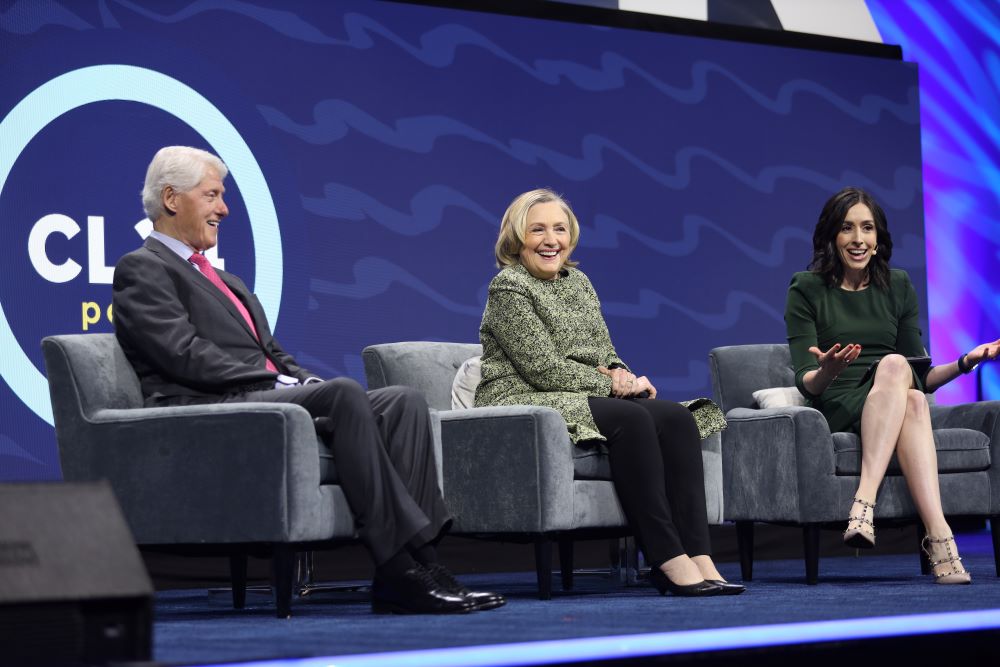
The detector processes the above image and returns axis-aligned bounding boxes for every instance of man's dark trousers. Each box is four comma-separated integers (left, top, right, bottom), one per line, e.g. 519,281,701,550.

234,378,449,564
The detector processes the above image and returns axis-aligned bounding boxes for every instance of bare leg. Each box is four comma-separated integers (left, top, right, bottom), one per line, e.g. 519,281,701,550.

843,355,914,546
895,390,970,582
857,355,912,500
895,390,949,535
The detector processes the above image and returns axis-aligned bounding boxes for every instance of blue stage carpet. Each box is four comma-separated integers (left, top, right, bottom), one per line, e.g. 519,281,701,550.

153,537,1000,665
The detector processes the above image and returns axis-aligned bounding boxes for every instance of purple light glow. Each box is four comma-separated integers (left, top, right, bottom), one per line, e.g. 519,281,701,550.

867,0,1000,403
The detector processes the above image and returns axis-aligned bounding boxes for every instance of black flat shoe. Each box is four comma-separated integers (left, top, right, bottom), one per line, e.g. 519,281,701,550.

371,567,475,614
648,568,722,597
425,563,506,611
706,579,746,595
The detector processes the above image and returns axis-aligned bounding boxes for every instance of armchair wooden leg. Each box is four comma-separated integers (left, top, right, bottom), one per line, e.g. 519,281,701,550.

271,544,295,619
534,537,553,600
991,516,1000,577
735,521,754,581
802,524,820,585
558,539,574,591
916,523,931,575
229,554,248,610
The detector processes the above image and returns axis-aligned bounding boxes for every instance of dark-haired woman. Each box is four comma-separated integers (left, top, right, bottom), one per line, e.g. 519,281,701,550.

785,187,999,584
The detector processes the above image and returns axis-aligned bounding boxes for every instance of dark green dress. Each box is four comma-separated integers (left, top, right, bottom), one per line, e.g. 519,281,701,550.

785,269,926,433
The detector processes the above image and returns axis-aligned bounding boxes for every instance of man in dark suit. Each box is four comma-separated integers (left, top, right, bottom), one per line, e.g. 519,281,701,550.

113,146,503,614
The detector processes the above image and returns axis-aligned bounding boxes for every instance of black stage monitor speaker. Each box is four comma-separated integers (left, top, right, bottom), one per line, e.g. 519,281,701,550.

0,481,153,664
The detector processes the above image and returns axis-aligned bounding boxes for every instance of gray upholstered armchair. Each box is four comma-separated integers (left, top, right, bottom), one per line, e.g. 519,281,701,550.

709,343,1000,584
41,333,357,618
362,341,724,598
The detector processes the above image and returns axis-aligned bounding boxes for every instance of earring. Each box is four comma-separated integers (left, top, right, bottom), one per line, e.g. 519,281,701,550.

872,247,878,256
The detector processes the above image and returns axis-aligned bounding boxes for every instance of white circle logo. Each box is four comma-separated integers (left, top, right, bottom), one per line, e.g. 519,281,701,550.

0,65,283,425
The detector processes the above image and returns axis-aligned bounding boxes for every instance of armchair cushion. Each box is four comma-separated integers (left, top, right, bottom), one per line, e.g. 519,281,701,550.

833,428,990,475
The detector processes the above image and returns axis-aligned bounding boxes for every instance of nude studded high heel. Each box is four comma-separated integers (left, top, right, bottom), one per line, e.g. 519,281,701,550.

921,535,971,585
843,497,876,549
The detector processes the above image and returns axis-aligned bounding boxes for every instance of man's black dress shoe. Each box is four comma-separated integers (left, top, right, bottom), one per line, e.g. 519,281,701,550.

371,567,474,614
706,579,746,595
648,568,723,597
425,563,506,611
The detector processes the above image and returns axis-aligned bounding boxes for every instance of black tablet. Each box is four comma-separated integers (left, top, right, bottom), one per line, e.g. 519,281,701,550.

857,356,932,387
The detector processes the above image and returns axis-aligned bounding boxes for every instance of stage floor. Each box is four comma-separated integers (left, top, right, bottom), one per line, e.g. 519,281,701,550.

153,533,1000,666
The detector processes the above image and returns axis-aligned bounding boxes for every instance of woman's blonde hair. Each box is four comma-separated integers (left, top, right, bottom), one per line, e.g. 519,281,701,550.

494,189,580,269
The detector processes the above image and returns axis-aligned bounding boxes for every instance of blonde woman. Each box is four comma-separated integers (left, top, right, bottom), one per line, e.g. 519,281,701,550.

475,189,739,597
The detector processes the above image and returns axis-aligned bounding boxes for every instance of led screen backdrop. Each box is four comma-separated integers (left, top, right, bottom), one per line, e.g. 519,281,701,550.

0,0,924,481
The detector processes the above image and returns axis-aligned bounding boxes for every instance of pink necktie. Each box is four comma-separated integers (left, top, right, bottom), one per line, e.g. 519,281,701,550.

189,253,278,373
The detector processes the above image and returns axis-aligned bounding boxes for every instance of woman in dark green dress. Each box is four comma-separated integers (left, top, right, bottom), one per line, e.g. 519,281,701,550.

785,187,999,584
476,189,739,597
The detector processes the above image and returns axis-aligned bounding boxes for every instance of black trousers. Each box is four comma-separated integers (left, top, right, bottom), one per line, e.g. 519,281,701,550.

236,379,451,565
587,397,711,567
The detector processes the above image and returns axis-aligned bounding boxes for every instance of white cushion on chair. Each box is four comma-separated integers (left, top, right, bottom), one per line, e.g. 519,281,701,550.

451,356,482,409
752,386,806,409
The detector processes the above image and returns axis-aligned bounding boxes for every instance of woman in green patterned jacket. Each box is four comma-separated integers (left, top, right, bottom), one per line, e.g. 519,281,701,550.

475,189,739,597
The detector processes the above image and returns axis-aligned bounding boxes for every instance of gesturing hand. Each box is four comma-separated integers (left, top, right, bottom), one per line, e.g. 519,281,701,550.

968,338,1000,365
808,343,862,379
598,367,657,399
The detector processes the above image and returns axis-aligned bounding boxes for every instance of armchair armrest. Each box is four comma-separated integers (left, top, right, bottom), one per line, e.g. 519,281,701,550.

438,405,574,533
700,430,724,524
722,406,840,523
62,402,326,544
931,401,1000,511
929,400,1000,435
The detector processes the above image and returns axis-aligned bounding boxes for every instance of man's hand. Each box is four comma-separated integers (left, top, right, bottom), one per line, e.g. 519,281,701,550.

275,374,301,390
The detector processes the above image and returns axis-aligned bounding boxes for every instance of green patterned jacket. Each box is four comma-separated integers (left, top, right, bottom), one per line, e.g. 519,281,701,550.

474,263,726,443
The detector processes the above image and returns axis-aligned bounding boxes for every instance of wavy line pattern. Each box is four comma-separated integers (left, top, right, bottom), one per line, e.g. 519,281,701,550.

98,1,916,123
586,214,810,266
602,289,783,328
309,257,486,317
262,100,921,204
307,257,782,328
303,182,813,266
0,0,934,480
0,0,91,33
302,183,495,234
0,434,44,465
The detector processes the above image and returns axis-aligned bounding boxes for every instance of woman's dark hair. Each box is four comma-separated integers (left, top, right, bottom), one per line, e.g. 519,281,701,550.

808,186,893,290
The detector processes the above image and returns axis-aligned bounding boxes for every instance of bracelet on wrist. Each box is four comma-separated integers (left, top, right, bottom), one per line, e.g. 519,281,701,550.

958,353,976,374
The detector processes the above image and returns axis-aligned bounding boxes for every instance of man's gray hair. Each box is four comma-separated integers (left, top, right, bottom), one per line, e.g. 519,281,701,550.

141,146,228,221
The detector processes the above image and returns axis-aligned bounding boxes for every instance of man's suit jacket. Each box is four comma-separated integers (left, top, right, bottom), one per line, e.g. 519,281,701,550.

113,237,313,405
